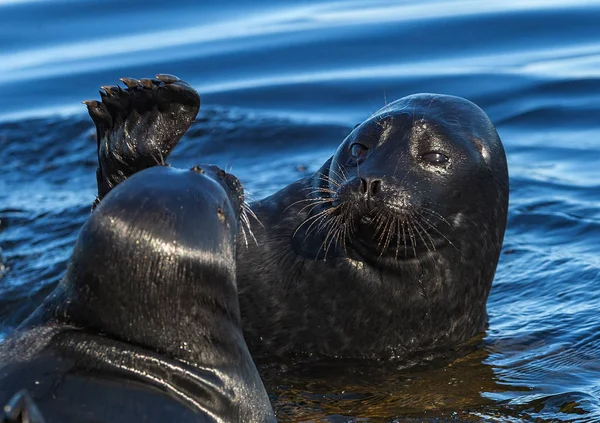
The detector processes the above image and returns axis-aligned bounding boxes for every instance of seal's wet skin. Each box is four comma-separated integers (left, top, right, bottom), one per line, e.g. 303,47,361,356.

87,75,508,361
240,94,509,359
84,74,200,204
0,166,275,423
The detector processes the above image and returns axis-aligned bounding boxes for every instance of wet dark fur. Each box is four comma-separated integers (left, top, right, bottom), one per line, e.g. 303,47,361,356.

84,76,509,361
237,95,508,359
0,166,275,422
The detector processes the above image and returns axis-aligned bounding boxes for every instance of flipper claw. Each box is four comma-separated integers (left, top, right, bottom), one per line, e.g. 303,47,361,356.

82,100,99,107
155,74,180,83
100,85,119,96
139,78,158,89
119,77,140,89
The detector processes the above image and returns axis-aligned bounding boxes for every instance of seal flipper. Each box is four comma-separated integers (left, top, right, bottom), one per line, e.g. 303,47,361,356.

2,390,46,423
83,74,200,204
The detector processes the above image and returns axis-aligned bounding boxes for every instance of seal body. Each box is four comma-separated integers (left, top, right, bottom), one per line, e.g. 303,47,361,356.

85,77,509,361
236,94,509,359
0,166,275,422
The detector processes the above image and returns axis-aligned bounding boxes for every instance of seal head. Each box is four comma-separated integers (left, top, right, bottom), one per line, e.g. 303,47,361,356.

312,93,508,266
0,166,275,422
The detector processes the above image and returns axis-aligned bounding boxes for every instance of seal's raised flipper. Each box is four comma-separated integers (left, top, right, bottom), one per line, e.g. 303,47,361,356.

2,390,46,423
83,74,200,206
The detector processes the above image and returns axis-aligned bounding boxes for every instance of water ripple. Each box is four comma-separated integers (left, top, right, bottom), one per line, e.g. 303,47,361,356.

1,0,600,421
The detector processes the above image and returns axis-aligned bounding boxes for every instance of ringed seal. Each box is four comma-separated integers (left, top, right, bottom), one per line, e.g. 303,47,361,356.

86,76,509,361
0,165,275,422
238,94,508,359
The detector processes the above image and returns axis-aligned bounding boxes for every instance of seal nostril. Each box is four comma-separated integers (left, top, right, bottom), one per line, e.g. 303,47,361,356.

360,178,368,194
371,179,382,196
359,178,382,198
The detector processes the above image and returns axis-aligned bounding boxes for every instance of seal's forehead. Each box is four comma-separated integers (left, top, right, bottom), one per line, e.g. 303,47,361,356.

366,93,494,144
373,93,482,119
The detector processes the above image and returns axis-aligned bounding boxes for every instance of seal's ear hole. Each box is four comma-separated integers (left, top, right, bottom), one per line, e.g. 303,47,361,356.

472,137,491,166
353,123,361,129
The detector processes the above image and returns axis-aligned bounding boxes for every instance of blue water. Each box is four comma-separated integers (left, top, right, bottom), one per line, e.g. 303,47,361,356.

1,0,600,421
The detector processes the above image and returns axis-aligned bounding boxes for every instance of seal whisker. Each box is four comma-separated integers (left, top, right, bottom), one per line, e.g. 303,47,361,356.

321,212,352,260
341,214,353,253
240,209,258,247
297,213,330,238
284,196,334,213
333,219,348,254
302,187,337,195
314,201,357,259
373,214,386,244
243,190,259,203
319,172,343,189
299,199,335,215
418,207,451,226
302,186,337,196
400,217,408,258
322,215,344,259
413,209,458,251
240,224,249,248
379,216,396,257
374,212,392,251
311,210,336,236
408,212,433,254
335,163,349,183
243,202,264,228
319,176,341,189
327,166,346,185
149,150,166,166
394,216,402,260
372,211,388,242
293,206,338,238
314,218,336,260
408,211,436,252
404,217,419,258
414,212,440,252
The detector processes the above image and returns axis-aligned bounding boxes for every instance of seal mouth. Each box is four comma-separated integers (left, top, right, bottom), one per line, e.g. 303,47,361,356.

360,215,373,225
325,197,453,262
294,172,455,262
352,209,450,261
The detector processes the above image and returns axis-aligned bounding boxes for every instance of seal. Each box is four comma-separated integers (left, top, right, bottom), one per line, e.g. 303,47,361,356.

86,76,509,361
238,94,509,360
0,165,275,422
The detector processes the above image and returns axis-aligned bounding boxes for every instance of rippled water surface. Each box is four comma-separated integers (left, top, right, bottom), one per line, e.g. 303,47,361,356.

1,0,600,421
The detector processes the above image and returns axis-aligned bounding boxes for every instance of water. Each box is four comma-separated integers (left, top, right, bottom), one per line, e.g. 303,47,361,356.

1,0,600,421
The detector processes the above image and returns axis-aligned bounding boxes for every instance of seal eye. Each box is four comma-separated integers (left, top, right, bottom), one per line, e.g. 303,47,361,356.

421,152,449,165
349,143,369,164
